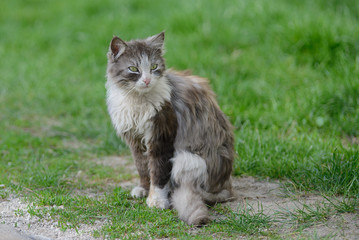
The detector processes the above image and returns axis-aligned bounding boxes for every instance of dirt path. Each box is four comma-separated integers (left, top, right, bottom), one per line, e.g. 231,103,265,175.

1,156,358,239
227,176,359,239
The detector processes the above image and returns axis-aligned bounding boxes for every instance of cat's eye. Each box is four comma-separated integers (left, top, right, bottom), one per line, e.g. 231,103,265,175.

128,66,139,72
151,64,158,70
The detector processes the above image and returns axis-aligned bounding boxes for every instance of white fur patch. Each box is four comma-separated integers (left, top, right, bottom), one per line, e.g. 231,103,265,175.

131,186,148,198
106,76,171,144
146,184,170,209
171,151,208,186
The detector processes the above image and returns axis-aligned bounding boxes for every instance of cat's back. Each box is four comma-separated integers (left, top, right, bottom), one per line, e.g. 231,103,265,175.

165,69,217,105
165,69,233,153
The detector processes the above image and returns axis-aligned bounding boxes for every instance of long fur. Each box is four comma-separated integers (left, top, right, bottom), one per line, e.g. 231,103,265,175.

172,183,210,225
106,76,171,146
106,33,235,225
170,150,210,224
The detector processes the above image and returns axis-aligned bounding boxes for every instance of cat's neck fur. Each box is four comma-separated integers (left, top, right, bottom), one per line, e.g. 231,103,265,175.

106,74,171,137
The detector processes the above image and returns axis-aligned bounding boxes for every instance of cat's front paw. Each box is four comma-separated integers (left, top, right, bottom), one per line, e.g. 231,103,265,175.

131,186,148,198
146,185,170,209
146,195,170,209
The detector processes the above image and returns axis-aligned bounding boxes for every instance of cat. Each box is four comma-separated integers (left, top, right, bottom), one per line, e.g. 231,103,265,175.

106,32,235,225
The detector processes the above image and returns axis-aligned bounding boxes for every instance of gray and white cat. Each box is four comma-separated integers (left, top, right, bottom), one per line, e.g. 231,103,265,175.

106,32,235,225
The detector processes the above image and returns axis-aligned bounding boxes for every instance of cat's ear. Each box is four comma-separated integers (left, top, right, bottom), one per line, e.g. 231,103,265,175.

110,36,127,60
146,32,165,53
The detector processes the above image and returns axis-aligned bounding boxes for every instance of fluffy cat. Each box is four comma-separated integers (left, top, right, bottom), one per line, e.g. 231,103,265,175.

106,32,235,225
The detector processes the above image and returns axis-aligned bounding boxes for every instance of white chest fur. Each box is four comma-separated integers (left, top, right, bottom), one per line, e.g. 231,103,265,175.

106,77,171,141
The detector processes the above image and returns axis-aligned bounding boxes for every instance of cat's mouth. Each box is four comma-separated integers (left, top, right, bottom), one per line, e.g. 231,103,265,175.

135,84,153,93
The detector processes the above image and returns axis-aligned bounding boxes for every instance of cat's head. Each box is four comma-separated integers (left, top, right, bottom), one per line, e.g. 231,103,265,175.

106,32,166,94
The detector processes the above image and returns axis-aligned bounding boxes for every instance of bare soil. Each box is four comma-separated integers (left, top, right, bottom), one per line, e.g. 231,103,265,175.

1,155,358,239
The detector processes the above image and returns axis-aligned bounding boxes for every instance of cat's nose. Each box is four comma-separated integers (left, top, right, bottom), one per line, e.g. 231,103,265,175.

143,78,151,86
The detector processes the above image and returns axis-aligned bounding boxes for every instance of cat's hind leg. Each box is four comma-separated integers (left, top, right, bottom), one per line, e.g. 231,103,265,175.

170,151,210,225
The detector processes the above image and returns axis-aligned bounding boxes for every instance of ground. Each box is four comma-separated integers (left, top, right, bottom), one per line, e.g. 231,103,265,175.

1,156,358,239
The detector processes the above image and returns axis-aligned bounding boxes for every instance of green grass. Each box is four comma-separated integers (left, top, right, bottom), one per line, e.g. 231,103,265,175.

1,0,358,238
277,195,359,233
25,189,273,239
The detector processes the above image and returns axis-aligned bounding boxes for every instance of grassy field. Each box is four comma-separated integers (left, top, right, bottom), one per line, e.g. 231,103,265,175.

1,0,358,239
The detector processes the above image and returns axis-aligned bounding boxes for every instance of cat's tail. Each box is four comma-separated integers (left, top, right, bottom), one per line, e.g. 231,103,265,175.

172,183,209,225
170,151,210,225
